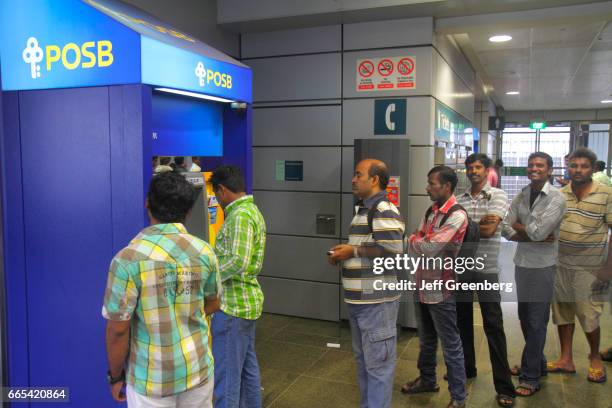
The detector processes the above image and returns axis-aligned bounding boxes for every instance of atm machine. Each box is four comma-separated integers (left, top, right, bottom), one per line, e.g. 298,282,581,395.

354,138,417,328
0,0,252,406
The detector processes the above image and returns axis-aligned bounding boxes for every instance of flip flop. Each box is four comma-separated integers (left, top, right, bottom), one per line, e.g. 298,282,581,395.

496,394,515,407
587,367,607,383
546,362,576,374
515,383,540,397
601,348,612,362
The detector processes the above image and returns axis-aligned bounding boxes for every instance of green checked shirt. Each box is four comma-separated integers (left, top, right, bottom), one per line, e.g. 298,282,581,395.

214,195,266,320
102,223,220,397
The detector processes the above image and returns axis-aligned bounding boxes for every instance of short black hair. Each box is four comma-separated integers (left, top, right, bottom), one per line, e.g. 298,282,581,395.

569,147,597,168
595,160,606,171
174,156,185,166
528,152,553,168
368,162,390,190
465,153,492,168
428,165,458,193
211,165,245,193
495,158,504,168
160,156,171,165
147,172,197,223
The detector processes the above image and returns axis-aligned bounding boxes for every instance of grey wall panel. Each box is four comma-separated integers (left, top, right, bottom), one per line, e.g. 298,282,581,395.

343,47,433,99
250,54,342,102
342,147,354,193
406,195,433,234
342,97,434,145
253,105,341,146
341,193,355,239
344,17,433,50
409,146,434,195
260,276,340,321
253,147,341,191
432,53,475,122
261,235,339,283
433,34,475,93
254,191,341,236
242,25,341,58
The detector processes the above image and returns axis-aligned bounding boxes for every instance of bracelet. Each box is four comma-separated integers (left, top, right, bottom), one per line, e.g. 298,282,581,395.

353,246,360,258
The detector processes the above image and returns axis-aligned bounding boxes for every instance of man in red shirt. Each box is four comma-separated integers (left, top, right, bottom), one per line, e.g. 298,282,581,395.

401,166,468,408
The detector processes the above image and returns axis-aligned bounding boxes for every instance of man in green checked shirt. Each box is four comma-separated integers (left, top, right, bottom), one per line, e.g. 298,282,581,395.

210,165,266,408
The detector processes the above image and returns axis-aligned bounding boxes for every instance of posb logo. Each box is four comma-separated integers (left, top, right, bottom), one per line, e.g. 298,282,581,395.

22,36,114,79
195,62,232,89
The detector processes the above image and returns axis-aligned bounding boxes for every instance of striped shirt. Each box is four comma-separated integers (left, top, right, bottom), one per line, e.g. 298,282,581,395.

342,191,405,304
558,182,612,272
457,183,508,274
409,195,468,304
102,223,220,397
214,195,266,320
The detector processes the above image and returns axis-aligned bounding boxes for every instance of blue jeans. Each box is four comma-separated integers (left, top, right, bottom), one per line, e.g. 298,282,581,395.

417,296,466,403
211,311,262,408
346,300,399,408
516,265,555,386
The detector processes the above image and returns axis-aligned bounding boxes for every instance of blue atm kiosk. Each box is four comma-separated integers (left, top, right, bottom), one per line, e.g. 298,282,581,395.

0,0,252,406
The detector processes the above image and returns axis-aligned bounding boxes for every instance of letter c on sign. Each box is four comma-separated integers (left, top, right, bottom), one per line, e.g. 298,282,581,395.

385,103,396,131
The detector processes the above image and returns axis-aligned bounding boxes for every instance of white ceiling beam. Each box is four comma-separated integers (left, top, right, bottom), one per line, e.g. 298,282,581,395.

436,1,612,34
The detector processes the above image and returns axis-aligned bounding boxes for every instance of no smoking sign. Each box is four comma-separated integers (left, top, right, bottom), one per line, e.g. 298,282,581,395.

356,55,416,92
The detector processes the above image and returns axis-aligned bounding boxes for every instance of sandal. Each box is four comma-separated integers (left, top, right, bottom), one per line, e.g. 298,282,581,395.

601,348,612,362
496,394,515,407
400,376,440,394
515,383,540,397
546,362,576,374
510,365,547,377
587,366,607,383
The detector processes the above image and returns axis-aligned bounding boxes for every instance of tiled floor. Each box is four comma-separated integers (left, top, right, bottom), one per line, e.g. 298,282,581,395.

255,304,612,408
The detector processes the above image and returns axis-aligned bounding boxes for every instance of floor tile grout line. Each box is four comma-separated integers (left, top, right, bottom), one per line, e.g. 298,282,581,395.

265,349,331,407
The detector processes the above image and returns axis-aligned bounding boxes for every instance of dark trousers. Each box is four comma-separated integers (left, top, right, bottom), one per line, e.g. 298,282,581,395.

515,265,555,386
417,295,466,403
456,272,515,397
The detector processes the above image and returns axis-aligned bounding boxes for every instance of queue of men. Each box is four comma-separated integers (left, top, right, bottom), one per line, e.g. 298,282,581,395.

101,148,610,408
331,149,610,408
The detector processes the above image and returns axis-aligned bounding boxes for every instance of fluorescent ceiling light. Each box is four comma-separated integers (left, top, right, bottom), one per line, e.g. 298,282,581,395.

601,99,612,104
489,35,512,43
506,91,520,95
154,87,235,103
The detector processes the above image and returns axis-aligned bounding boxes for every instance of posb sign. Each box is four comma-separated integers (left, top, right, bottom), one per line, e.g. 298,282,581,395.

22,36,114,79
195,61,233,89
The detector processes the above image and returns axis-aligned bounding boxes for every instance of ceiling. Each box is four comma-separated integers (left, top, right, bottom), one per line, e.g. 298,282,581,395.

217,0,612,112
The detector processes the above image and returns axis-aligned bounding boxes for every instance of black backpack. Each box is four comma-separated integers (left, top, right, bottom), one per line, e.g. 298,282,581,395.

424,203,480,259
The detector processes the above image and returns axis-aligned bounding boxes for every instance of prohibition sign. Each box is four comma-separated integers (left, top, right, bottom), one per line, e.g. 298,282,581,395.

398,57,415,75
358,60,374,78
377,59,394,76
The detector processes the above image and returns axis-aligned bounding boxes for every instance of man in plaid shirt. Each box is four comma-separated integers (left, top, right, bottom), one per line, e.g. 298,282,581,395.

401,166,468,408
210,165,266,408
103,171,221,407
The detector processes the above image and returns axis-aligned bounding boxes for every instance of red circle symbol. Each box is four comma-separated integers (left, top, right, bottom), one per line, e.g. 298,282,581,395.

358,60,374,78
377,59,394,76
398,57,415,75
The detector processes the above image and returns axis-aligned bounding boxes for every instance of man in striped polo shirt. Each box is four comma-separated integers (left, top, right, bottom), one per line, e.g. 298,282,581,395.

456,153,515,406
549,147,611,384
210,165,267,407
328,158,405,408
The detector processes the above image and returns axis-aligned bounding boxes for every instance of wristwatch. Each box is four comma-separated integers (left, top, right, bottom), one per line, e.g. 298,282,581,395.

107,369,125,385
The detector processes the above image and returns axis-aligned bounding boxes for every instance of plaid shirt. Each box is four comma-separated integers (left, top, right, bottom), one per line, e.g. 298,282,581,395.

102,223,220,397
214,195,266,320
457,183,508,274
408,195,468,304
